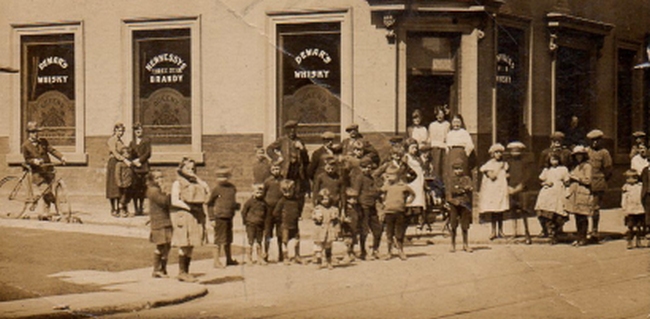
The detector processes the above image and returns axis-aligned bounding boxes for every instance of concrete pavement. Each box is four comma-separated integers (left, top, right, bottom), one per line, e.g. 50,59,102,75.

0,194,637,318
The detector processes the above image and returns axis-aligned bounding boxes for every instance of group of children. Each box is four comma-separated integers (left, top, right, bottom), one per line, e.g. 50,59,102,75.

144,118,650,281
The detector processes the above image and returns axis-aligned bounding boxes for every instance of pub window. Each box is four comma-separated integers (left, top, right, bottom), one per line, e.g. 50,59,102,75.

133,28,191,145
617,48,636,153
496,26,528,145
277,22,341,144
21,33,76,148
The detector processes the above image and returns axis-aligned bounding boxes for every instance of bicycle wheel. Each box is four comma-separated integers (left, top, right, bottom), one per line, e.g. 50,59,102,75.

53,179,76,222
0,174,32,218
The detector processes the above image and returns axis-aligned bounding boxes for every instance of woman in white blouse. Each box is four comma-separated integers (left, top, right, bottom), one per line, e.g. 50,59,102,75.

428,106,450,179
445,114,475,181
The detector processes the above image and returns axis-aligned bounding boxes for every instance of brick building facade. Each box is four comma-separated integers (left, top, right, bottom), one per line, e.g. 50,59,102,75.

1,0,649,207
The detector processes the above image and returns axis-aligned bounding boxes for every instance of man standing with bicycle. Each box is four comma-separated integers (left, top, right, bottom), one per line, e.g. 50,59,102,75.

22,121,66,217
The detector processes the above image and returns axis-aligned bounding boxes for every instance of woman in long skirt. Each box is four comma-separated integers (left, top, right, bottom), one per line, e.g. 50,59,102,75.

106,123,131,217
445,114,475,183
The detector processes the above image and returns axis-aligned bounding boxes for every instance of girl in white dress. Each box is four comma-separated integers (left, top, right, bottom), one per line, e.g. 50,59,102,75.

479,143,509,240
534,154,570,244
403,139,426,228
407,109,428,145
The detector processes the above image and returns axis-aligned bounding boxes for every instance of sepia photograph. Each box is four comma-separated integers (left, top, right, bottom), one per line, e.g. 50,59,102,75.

0,0,649,318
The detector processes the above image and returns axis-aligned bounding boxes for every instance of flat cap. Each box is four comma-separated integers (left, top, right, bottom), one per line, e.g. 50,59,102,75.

359,156,374,168
571,145,588,155
389,135,404,144
345,188,359,197
488,143,505,154
345,123,359,132
215,166,232,177
418,143,432,152
624,169,639,177
321,131,336,139
586,129,604,139
284,120,298,128
550,131,565,141
25,121,42,132
452,160,464,169
506,141,526,150
632,131,646,138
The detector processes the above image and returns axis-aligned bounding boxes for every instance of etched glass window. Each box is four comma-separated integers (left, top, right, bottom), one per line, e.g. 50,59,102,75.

277,23,341,144
21,33,75,147
133,28,191,145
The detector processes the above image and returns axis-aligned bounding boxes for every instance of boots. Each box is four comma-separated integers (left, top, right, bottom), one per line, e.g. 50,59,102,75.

244,246,253,266
462,230,473,253
225,244,239,266
383,242,393,260
152,253,167,278
450,230,457,252
293,240,302,265
160,257,168,276
341,243,353,265
177,256,197,282
313,251,323,267
490,218,497,240
277,241,284,263
256,244,267,265
213,245,225,269
283,250,290,266
324,248,333,270
497,218,505,238
359,236,367,260
396,242,407,261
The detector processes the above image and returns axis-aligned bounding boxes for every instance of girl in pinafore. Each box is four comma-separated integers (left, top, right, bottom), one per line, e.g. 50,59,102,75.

403,138,426,228
479,143,509,240
621,169,645,249
312,188,339,269
534,154,570,244
565,146,593,247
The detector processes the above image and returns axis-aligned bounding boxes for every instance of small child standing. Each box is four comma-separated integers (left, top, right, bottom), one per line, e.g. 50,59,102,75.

621,169,645,249
340,188,360,264
506,142,532,244
274,179,303,265
115,146,134,217
207,166,240,268
446,161,473,252
479,143,509,240
253,146,272,184
241,184,268,265
263,161,285,262
312,156,343,207
353,157,381,260
146,170,172,278
534,154,570,244
380,166,415,260
312,188,340,269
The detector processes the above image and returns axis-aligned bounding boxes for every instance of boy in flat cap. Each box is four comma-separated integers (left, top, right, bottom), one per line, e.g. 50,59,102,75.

241,184,268,265
341,123,380,165
446,160,473,252
312,155,343,207
353,156,381,260
263,161,285,262
21,121,67,218
538,131,572,171
586,129,612,240
274,179,303,265
506,142,532,244
308,131,337,181
207,166,240,268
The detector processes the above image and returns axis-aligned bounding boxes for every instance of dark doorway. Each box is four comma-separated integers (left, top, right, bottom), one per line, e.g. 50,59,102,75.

406,32,459,128
555,46,593,135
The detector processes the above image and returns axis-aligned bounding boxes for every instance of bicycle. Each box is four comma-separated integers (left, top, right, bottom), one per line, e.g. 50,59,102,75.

0,162,80,223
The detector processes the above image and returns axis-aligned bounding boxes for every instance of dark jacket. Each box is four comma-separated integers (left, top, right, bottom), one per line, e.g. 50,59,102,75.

308,145,334,180
207,182,239,220
274,197,301,229
353,173,380,207
312,172,343,205
266,135,309,180
146,185,172,230
129,137,152,174
263,176,284,209
253,158,272,184
21,138,63,174
241,197,267,226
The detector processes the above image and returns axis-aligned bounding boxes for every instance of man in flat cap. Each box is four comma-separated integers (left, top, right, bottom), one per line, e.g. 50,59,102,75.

538,131,572,171
307,131,336,181
341,123,380,165
22,121,67,217
586,129,612,240
267,120,310,211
